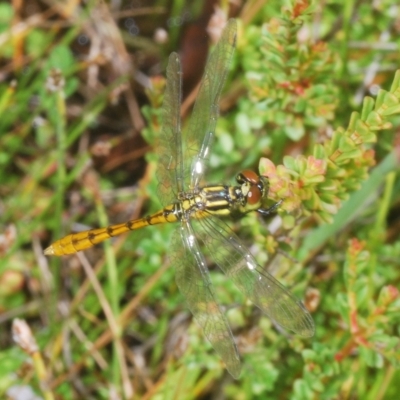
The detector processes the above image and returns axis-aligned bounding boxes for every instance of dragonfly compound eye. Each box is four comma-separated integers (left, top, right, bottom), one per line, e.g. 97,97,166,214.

246,185,262,205
236,169,258,184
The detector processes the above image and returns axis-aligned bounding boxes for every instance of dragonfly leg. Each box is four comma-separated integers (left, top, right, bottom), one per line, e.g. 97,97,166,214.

257,199,283,216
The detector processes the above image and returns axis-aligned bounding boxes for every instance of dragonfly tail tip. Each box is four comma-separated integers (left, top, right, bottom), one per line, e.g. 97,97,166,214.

43,246,55,256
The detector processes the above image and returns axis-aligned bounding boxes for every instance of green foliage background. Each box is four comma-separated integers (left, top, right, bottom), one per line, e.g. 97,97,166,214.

0,0,399,399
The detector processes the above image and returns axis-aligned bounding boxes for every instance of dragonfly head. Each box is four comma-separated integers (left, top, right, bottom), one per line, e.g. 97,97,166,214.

236,170,269,211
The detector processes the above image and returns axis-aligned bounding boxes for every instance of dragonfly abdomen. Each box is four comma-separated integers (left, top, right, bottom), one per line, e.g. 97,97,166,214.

44,207,179,256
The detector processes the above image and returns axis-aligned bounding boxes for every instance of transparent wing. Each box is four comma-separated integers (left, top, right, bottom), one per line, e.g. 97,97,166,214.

195,215,315,337
184,19,237,190
156,53,184,206
170,220,241,378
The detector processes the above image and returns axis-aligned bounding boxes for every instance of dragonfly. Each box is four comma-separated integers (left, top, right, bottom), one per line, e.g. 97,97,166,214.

44,19,314,378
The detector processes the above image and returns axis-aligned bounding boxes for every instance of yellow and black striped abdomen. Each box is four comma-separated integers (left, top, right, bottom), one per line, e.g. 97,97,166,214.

44,206,179,256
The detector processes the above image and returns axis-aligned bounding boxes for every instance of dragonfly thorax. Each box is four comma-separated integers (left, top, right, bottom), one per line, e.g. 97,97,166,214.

180,170,271,219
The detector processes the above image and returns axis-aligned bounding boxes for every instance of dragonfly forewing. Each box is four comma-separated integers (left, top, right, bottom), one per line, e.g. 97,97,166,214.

196,216,315,337
185,19,237,190
171,220,241,378
156,53,184,207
